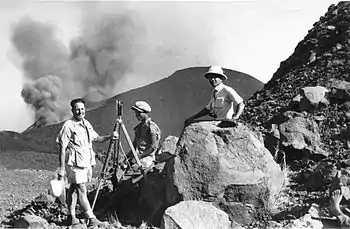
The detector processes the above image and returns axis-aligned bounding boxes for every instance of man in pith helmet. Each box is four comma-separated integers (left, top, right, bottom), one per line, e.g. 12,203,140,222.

184,66,245,126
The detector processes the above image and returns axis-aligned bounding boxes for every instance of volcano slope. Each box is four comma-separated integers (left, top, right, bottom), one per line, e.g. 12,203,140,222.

0,66,262,225
0,66,262,157
240,1,350,227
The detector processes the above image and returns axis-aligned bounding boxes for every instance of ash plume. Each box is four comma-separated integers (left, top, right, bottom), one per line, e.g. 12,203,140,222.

21,75,62,127
11,2,237,128
11,18,70,126
11,13,142,127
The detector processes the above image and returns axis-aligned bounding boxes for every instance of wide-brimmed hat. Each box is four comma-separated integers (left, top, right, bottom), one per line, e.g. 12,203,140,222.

132,101,152,113
204,66,228,80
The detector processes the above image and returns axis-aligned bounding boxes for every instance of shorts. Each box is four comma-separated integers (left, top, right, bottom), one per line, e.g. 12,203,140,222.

66,166,92,184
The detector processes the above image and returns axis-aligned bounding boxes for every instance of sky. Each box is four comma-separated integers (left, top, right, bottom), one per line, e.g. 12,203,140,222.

0,0,341,132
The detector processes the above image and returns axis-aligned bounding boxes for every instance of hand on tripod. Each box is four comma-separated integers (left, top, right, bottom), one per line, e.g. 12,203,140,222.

119,150,144,175
112,131,119,140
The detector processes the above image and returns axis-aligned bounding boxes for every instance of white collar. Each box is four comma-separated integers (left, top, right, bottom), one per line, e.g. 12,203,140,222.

72,117,85,125
214,83,224,91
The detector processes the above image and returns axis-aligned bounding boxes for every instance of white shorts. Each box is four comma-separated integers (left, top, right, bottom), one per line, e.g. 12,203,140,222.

67,166,92,184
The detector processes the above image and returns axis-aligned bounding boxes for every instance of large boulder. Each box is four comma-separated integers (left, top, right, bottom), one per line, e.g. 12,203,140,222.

160,200,234,229
267,111,329,160
165,121,285,225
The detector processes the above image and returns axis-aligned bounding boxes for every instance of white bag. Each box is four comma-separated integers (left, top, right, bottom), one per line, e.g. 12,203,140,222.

49,179,63,197
48,167,67,204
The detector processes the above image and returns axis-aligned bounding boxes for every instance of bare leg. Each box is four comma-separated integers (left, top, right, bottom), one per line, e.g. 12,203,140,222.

67,184,78,217
77,183,96,219
330,189,350,227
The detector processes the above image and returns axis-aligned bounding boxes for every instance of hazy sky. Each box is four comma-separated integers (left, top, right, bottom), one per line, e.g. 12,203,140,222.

0,0,341,132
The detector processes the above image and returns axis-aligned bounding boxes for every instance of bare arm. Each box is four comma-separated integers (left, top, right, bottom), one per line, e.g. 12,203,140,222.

93,130,119,143
233,102,245,120
185,107,210,125
93,134,114,143
58,145,66,179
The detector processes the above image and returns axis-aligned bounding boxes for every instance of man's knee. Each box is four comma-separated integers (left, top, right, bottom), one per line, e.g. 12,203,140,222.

77,183,88,195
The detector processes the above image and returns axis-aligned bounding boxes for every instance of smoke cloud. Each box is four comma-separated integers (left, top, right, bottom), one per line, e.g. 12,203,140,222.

11,2,239,128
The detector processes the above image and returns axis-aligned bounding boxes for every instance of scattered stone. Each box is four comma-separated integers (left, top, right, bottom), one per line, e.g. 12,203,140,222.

160,201,232,229
306,161,337,191
327,78,350,101
283,214,323,229
11,214,49,229
290,86,329,112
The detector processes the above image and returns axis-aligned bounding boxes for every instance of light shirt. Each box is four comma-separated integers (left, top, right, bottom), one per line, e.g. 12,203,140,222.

205,83,243,119
56,118,99,168
133,117,161,157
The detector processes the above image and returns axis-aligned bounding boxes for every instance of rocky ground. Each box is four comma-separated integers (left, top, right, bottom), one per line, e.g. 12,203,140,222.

241,1,350,228
0,167,54,223
3,1,350,229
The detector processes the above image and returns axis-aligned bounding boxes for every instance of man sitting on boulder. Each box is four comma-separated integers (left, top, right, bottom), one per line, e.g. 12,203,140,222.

184,66,245,126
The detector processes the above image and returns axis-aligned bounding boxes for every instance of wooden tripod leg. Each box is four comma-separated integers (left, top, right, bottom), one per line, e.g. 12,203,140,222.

120,122,143,169
91,122,119,210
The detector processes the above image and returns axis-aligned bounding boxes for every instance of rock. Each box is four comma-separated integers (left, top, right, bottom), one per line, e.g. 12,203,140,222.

166,122,285,225
306,161,337,191
155,135,179,173
265,221,284,229
274,111,329,160
160,200,232,229
139,172,168,223
327,60,345,68
71,223,87,229
327,78,350,101
11,214,49,229
34,193,56,203
281,214,323,229
290,86,329,112
136,136,179,224
308,51,317,63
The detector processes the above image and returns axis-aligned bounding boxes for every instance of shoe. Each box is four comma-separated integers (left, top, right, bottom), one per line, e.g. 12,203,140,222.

87,217,103,228
66,215,80,225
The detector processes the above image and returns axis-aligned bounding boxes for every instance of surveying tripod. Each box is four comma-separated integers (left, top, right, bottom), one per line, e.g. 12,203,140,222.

91,100,145,210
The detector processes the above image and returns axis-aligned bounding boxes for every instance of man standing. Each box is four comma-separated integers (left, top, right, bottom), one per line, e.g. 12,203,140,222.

184,66,245,125
56,98,118,227
129,101,161,170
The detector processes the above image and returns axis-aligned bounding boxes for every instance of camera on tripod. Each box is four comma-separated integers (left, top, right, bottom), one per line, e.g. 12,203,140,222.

116,100,123,116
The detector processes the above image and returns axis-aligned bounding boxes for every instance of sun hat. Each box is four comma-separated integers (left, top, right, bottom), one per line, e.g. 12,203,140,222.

204,66,228,80
131,101,152,113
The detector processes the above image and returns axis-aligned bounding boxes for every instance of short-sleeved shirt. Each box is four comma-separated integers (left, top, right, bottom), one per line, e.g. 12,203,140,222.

133,118,161,155
205,83,243,119
56,118,99,168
